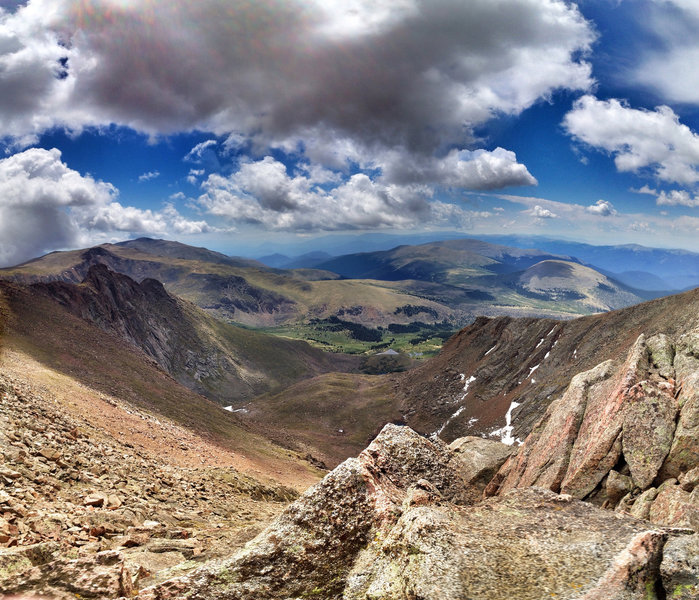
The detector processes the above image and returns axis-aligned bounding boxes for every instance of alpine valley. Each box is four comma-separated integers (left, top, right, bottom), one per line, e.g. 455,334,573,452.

1,236,698,599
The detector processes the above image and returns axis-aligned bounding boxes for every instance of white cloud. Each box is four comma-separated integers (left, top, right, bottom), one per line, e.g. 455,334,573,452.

631,185,658,196
634,1,699,104
184,140,217,163
491,191,699,249
186,168,205,185
138,170,160,182
0,147,213,266
198,155,483,232
528,205,557,219
379,147,537,190
656,189,699,207
563,95,699,185
586,199,617,216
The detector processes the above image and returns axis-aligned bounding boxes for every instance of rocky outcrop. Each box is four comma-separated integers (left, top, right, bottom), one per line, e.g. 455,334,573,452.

486,329,699,535
134,424,696,600
395,287,699,444
31,264,227,394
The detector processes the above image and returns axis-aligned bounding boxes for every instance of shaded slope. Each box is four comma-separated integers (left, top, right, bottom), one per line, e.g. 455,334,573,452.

25,265,357,404
0,284,324,491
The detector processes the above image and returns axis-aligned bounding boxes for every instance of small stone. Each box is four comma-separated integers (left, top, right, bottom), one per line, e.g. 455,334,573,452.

107,494,123,509
84,493,107,507
606,470,634,506
39,448,62,462
0,468,22,480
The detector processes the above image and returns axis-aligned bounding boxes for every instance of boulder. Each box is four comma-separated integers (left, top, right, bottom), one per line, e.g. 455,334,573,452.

0,550,133,599
649,481,699,530
621,378,677,490
660,534,699,600
136,425,696,600
344,488,667,600
629,487,659,521
447,436,513,504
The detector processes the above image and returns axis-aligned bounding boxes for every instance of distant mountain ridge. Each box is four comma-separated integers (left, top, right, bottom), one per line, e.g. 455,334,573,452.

468,234,699,291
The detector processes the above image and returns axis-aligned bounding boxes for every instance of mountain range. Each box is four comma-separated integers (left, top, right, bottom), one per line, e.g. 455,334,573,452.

0,237,665,363
0,235,697,598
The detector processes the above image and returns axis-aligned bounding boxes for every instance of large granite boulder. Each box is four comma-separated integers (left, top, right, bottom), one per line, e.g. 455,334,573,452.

136,424,695,600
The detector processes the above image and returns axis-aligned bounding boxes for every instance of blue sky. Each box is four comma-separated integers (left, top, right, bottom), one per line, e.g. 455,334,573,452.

1,0,699,266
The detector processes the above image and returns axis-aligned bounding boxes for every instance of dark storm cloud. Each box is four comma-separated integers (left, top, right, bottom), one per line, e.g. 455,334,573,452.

3,0,593,165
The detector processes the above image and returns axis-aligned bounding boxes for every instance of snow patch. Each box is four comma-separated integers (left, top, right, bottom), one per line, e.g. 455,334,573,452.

467,417,479,426
490,400,521,446
485,345,497,356
463,375,477,393
535,338,545,349
434,406,466,437
544,351,550,360
527,364,539,378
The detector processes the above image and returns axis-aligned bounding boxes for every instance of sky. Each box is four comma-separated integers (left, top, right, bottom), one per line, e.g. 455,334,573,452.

1,0,699,266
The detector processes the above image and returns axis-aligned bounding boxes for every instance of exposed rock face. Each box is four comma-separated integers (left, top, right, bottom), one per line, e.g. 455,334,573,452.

661,534,699,599
395,287,699,444
486,329,699,535
344,490,669,600
21,264,344,404
135,424,695,600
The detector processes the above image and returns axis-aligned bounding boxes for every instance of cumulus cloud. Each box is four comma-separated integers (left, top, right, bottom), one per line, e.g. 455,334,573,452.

198,156,483,231
0,147,212,266
1,1,592,168
656,189,699,207
528,205,557,219
379,148,537,190
138,170,159,182
586,199,617,216
631,185,658,196
563,95,699,185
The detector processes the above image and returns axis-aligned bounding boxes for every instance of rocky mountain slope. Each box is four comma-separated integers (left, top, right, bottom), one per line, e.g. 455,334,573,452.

21,423,689,600
117,318,699,598
0,237,656,357
2,266,356,405
485,329,699,521
2,278,698,598
395,287,699,445
0,241,457,330
0,370,303,597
